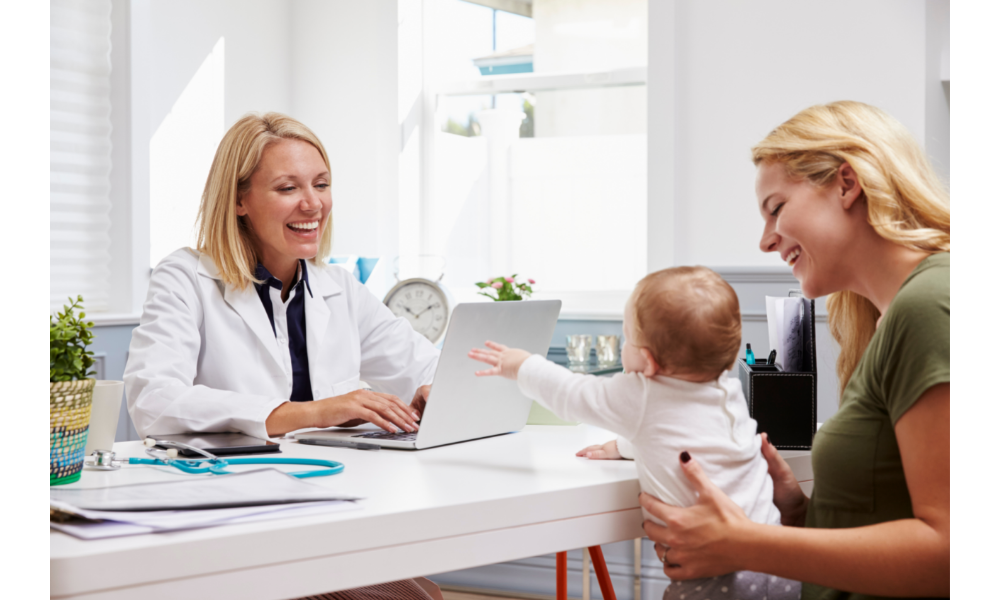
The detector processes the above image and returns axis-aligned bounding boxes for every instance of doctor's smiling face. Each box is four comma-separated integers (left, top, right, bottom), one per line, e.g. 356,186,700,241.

236,138,332,281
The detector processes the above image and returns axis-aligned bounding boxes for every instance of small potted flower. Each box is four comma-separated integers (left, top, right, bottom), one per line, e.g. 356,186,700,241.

50,296,97,485
475,275,535,301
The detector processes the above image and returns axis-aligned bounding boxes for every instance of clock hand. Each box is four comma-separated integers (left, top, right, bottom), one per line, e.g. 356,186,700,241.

414,305,435,318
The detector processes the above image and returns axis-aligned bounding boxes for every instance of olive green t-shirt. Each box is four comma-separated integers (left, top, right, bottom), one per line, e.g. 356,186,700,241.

803,253,950,600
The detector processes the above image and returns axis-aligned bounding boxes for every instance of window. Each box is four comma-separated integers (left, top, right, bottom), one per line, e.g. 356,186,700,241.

50,0,114,313
419,0,648,317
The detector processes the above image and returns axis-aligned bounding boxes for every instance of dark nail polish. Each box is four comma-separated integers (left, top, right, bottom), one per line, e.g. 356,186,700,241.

680,451,691,463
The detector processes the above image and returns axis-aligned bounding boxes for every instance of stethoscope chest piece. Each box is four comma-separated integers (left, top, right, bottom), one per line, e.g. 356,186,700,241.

84,449,124,471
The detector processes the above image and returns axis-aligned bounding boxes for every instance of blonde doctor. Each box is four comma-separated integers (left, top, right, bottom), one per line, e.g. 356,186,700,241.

125,112,437,443
124,113,445,600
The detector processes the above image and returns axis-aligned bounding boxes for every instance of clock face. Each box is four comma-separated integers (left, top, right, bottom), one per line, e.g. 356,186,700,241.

384,279,449,343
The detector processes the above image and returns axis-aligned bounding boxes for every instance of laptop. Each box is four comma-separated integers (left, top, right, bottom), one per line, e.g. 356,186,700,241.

294,300,561,450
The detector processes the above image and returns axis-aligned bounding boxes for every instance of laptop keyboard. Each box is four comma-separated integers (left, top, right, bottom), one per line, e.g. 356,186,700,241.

352,431,418,441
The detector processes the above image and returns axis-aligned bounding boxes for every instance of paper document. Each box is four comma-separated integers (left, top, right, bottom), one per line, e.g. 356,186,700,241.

50,468,359,511
50,500,360,540
765,296,808,372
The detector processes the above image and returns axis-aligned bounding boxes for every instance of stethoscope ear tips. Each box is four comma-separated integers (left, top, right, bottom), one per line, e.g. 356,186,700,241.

144,438,157,448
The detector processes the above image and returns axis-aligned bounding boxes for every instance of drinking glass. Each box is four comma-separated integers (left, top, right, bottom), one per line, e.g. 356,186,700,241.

595,335,621,367
566,335,592,371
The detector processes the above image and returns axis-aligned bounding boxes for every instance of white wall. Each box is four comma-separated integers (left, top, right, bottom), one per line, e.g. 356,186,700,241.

135,0,293,271
533,0,647,137
649,0,948,269
290,0,400,260
116,0,399,304
925,0,950,185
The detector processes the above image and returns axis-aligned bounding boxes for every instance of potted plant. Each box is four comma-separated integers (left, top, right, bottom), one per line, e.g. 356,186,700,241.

50,295,97,485
475,275,535,301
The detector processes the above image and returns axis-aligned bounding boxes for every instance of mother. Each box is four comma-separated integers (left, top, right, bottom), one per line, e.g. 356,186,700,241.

125,113,443,600
641,101,949,599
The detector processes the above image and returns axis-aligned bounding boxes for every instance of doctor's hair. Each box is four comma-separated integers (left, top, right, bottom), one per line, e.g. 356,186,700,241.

630,267,742,379
196,112,333,288
751,101,950,395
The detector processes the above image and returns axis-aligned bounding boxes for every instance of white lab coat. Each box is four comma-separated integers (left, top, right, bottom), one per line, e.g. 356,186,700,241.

124,248,439,440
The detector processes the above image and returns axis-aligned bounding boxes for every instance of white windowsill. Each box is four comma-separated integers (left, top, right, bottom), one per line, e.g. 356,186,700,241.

86,313,142,327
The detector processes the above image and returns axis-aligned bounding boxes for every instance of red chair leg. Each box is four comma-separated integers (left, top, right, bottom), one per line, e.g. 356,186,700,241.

556,551,568,600
588,546,617,600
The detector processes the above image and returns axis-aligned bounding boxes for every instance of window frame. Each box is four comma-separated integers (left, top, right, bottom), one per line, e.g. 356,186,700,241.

423,66,650,320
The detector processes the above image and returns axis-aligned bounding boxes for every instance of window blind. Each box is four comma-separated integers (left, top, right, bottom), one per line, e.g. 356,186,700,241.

50,0,113,313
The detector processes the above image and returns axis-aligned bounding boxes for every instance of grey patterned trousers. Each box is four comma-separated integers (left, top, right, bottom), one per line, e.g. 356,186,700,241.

664,571,801,600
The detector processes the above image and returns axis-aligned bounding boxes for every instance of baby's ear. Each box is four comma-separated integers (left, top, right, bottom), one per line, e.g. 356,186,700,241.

639,347,662,377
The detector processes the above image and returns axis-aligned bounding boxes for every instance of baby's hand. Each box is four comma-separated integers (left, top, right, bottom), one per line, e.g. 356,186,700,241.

576,439,622,460
468,340,531,380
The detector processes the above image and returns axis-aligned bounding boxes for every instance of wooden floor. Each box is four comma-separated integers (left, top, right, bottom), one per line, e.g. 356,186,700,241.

441,592,522,600
440,588,557,600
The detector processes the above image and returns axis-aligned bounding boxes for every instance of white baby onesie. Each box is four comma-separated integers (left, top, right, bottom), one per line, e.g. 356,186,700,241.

517,355,780,527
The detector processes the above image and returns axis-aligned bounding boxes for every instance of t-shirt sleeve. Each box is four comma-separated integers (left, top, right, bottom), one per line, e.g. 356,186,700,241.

880,264,950,424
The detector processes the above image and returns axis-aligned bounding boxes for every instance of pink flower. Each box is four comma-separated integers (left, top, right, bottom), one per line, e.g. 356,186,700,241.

528,278,536,284
505,277,514,283
491,281,503,289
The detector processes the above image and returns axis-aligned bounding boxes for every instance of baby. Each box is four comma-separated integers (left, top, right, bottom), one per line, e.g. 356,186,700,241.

469,266,799,600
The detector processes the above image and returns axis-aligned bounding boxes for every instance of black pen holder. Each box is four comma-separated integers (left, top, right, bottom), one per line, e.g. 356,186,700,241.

736,297,817,450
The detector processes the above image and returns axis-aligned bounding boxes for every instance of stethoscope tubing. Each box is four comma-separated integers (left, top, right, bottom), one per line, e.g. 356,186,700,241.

131,455,344,478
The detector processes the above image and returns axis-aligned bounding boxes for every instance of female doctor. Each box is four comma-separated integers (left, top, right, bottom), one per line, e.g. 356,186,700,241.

125,112,439,442
124,113,444,600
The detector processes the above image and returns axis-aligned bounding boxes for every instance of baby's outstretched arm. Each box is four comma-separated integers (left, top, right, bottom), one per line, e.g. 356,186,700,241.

468,340,532,380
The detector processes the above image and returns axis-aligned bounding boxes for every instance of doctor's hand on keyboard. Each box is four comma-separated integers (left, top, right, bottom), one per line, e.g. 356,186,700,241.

266,389,421,437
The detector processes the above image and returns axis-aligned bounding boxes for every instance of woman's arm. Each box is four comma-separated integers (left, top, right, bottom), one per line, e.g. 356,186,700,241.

125,256,286,440
265,389,421,437
643,383,949,597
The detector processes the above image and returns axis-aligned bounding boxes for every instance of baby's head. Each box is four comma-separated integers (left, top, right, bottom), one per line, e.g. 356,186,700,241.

623,267,742,382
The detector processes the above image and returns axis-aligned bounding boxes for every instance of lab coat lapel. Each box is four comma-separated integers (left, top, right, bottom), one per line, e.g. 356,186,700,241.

197,253,285,373
304,261,342,394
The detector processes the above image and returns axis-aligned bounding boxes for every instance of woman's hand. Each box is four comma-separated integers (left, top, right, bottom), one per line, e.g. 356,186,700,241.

266,389,420,437
641,452,753,580
410,384,432,419
576,439,622,460
761,432,809,527
468,341,531,380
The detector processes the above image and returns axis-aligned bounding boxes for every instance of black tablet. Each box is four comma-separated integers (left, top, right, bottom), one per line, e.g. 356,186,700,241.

153,432,281,457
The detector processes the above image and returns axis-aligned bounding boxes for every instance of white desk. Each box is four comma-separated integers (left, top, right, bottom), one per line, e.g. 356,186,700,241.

51,425,813,600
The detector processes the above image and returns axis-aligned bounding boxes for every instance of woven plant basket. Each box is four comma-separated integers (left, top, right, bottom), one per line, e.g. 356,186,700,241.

50,379,95,485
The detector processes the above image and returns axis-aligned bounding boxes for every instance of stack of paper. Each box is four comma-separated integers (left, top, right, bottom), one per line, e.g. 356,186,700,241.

765,296,808,372
51,469,361,540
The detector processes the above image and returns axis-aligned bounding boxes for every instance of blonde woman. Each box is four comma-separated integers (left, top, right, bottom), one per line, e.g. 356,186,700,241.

640,101,949,600
125,113,443,599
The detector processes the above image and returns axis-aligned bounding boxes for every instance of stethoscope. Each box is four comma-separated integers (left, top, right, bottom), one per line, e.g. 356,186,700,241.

84,438,344,479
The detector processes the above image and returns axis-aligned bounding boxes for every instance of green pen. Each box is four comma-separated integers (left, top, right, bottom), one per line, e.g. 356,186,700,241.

746,343,755,365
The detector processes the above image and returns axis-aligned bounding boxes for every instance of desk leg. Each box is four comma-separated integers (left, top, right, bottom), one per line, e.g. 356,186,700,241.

556,551,568,600
588,546,617,600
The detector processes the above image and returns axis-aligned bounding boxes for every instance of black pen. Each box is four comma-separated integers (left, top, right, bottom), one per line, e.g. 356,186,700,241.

767,349,777,365
298,438,381,451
